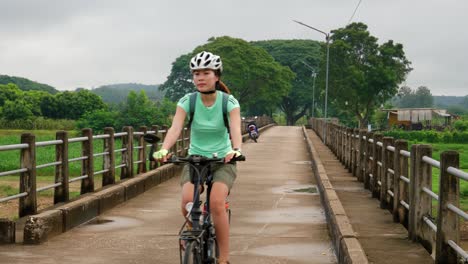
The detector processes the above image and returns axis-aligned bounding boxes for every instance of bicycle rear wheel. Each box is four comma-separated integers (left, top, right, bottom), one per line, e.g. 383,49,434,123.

183,241,202,264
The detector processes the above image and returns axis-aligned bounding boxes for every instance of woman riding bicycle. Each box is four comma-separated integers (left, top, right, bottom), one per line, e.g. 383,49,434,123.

154,51,242,264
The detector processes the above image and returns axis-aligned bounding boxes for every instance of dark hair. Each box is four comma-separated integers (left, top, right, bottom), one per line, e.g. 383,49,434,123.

214,69,231,94
216,81,231,94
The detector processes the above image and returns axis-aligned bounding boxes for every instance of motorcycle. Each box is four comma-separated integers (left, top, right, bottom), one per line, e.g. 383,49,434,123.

242,116,259,143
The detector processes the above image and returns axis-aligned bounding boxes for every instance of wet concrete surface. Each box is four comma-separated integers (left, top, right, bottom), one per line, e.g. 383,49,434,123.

0,126,336,264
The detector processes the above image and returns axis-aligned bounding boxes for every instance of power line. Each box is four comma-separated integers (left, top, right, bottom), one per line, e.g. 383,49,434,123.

348,0,363,24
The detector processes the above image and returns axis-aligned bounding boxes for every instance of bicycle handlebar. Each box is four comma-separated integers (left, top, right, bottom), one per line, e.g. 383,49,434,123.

166,154,246,165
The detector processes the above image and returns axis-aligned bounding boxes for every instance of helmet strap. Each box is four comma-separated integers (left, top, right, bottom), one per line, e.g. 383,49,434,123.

199,90,216,94
198,81,219,94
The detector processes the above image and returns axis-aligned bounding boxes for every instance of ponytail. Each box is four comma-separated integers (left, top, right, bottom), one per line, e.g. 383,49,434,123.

216,81,231,94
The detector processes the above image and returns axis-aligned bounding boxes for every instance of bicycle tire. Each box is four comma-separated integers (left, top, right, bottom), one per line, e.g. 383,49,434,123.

206,234,219,264
183,241,202,264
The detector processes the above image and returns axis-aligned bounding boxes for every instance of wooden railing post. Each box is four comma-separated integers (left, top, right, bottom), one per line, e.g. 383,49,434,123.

393,139,408,224
54,131,69,204
352,128,358,177
19,133,37,217
371,133,382,198
381,137,394,209
435,151,460,263
137,126,147,174
150,125,160,170
80,128,94,194
409,144,433,251
358,129,366,182
121,126,134,179
337,126,342,162
364,131,373,190
103,127,115,186
346,128,352,171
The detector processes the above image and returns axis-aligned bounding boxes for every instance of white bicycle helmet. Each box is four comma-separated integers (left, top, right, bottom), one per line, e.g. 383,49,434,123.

189,51,223,73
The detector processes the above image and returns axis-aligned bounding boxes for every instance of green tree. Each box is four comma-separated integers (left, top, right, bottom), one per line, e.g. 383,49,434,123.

23,90,51,116
394,86,433,108
119,90,159,128
322,22,412,128
160,36,295,114
2,99,34,121
0,83,22,107
47,90,107,119
414,86,433,107
76,109,119,132
252,39,322,125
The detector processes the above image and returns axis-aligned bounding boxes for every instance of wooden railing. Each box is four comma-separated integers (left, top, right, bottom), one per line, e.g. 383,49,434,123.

0,116,275,220
0,125,185,218
309,118,468,263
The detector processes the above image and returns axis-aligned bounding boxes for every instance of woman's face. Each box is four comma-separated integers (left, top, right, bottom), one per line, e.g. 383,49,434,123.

193,69,219,92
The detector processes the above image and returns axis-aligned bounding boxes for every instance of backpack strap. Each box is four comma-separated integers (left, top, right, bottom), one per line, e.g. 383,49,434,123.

222,92,230,134
187,92,198,129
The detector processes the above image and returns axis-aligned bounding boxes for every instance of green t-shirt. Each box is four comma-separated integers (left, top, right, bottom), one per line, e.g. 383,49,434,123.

177,91,240,158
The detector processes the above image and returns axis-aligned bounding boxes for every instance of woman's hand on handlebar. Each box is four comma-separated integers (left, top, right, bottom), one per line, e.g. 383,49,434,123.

153,149,172,163
225,149,242,163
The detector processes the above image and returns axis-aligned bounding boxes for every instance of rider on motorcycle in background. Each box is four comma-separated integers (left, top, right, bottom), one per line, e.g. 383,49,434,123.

242,116,259,142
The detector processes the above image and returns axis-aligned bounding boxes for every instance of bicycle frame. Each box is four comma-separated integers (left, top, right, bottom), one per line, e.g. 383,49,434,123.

174,156,223,264
162,154,244,264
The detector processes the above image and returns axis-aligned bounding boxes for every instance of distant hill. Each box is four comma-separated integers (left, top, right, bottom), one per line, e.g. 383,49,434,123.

0,75,59,94
89,83,163,104
433,95,466,108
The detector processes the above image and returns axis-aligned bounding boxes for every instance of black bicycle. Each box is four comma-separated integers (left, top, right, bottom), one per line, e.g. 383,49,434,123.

171,154,244,264
143,134,245,264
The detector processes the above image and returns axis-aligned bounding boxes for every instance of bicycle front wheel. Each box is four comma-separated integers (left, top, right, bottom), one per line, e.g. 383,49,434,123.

183,241,202,264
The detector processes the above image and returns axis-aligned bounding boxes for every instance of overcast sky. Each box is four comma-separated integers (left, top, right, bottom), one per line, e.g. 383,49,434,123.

0,0,466,96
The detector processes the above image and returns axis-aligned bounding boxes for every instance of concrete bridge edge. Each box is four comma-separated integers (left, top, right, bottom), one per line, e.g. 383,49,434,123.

302,126,369,264
16,123,276,245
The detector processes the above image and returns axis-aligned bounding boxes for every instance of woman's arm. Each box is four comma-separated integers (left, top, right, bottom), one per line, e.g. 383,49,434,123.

229,107,242,150
161,106,187,151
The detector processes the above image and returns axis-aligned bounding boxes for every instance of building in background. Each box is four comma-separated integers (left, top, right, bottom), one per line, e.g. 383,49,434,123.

381,108,452,130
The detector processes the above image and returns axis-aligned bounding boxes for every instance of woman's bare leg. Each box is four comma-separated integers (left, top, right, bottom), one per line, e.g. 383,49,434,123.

210,182,230,262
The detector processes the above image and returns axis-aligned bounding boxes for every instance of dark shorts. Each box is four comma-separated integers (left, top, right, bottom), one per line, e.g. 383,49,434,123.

180,163,237,190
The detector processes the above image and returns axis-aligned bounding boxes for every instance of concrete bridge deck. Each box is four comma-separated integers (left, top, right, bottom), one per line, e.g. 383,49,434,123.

307,129,433,264
0,126,337,264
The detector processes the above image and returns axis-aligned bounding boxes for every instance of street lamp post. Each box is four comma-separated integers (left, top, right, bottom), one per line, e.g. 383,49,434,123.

312,71,317,118
300,60,317,118
294,20,330,144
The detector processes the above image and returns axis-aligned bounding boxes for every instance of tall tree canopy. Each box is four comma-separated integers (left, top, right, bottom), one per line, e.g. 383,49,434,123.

252,39,322,124
160,36,295,114
321,22,412,128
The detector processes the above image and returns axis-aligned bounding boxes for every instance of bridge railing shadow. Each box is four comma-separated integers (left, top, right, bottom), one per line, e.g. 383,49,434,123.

309,117,468,264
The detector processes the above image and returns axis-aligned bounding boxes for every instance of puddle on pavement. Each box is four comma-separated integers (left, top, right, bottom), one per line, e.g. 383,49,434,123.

249,243,336,262
87,218,114,225
290,160,312,165
241,206,326,224
292,187,318,193
272,184,319,196
79,216,142,232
